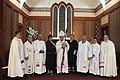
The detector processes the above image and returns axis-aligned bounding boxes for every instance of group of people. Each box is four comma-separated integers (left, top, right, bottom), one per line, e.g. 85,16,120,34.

8,30,117,78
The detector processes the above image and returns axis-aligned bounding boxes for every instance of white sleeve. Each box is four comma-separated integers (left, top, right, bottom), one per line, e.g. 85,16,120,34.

19,40,24,61
95,45,100,57
24,43,28,58
56,41,62,54
43,41,46,63
88,43,92,58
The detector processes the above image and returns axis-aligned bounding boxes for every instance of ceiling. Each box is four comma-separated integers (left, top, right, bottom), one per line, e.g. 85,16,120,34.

26,0,101,9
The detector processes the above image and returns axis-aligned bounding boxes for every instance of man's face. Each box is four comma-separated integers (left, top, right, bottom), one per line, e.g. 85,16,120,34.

38,34,42,40
16,32,21,39
104,35,108,42
49,37,52,41
93,39,97,44
59,36,64,41
70,35,74,40
82,36,86,42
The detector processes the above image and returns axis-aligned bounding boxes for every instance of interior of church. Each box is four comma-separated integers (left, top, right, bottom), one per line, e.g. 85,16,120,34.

0,0,120,79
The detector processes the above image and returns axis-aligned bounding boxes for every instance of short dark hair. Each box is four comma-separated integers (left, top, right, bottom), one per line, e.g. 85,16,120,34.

70,34,74,37
93,37,97,39
15,31,21,35
48,35,53,39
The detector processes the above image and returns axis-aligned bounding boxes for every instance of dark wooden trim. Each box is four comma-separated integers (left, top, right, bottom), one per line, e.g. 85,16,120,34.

18,23,24,27
101,23,109,28
108,14,110,38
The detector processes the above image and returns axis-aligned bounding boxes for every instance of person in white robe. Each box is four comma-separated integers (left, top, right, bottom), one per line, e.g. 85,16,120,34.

34,34,46,74
77,35,92,73
100,35,117,77
89,38,100,75
56,30,69,74
8,31,24,78
24,35,34,75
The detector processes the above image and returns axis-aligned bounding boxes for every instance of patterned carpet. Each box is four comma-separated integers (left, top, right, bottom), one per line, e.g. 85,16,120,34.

4,72,120,80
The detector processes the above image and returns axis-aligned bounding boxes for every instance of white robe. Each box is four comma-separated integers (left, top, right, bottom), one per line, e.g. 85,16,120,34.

89,43,100,75
8,37,24,77
100,40,117,77
77,41,91,73
24,41,34,74
34,40,46,74
56,40,69,74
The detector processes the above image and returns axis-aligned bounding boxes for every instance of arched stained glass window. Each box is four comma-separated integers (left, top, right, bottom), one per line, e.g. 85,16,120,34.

53,6,58,37
67,6,72,37
52,2,73,39
59,5,65,33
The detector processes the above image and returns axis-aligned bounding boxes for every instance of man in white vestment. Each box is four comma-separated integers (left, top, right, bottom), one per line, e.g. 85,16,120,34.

56,30,69,74
89,38,100,75
8,31,24,78
100,35,117,77
34,34,46,74
24,35,34,75
77,35,92,73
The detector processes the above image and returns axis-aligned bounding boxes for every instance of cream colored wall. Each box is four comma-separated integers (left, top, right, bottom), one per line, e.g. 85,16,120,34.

95,0,119,16
101,14,108,25
29,12,50,16
74,12,96,17
9,0,29,15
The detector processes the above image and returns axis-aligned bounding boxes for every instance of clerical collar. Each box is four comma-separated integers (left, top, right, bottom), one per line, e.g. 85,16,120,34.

14,37,21,41
82,41,86,43
60,40,64,43
70,39,73,42
39,39,42,41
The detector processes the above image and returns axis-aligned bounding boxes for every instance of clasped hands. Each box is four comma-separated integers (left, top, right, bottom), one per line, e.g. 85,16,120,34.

61,42,67,49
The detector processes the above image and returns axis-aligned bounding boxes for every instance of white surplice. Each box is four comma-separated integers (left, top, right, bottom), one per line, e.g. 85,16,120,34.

24,41,34,74
8,37,24,77
89,43,100,75
56,40,69,74
100,40,117,77
77,41,91,73
34,40,46,74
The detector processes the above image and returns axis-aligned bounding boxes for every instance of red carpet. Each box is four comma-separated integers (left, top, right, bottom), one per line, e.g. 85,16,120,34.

5,72,120,80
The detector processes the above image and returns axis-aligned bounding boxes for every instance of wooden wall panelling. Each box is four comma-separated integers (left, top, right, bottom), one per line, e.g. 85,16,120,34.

73,20,83,41
0,0,5,65
86,20,95,41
